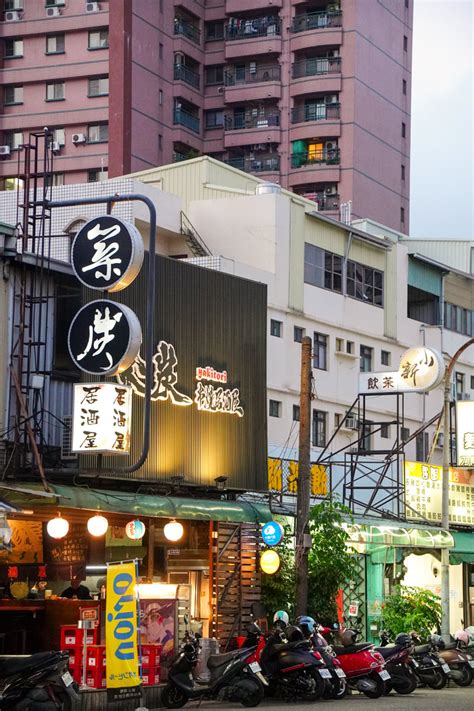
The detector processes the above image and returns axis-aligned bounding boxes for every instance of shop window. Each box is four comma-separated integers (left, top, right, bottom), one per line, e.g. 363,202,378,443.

293,405,300,422
381,424,390,439
46,34,65,54
269,399,281,417
313,332,328,370
270,319,282,337
304,243,342,292
312,410,327,447
381,350,391,366
294,326,305,342
360,345,373,372
346,260,384,306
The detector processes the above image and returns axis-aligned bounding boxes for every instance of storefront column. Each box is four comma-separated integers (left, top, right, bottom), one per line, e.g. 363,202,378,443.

366,558,384,643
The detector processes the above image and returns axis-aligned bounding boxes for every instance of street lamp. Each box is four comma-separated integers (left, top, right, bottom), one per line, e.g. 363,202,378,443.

440,337,474,642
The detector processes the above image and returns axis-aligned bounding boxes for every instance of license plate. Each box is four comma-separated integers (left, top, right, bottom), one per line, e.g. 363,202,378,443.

61,671,73,687
335,668,346,678
319,669,332,679
379,670,390,681
442,664,450,674
249,662,261,673
412,660,419,668
469,660,474,668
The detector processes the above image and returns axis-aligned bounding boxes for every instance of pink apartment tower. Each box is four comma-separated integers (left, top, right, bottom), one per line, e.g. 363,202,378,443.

0,0,412,231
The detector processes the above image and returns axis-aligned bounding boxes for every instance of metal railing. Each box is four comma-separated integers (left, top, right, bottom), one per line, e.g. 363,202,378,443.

291,103,340,123
174,64,200,89
173,107,200,134
174,18,201,45
292,10,342,33
225,64,281,85
225,155,280,172
224,112,280,130
225,18,281,41
292,56,341,79
291,148,340,169
299,191,340,210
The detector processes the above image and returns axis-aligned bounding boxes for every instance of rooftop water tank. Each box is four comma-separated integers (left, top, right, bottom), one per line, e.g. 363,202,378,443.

255,182,282,195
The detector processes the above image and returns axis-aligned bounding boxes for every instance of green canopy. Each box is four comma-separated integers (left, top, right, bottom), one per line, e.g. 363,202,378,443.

2,483,272,525
450,531,474,564
343,522,454,550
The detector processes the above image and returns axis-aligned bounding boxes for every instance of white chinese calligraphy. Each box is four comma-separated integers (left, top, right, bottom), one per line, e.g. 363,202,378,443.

194,381,244,417
82,222,123,282
77,306,123,370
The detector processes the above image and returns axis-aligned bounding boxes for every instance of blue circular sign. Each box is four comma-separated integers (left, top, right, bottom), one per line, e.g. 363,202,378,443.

262,521,284,546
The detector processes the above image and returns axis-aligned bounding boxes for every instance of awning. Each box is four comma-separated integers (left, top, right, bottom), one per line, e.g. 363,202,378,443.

343,522,454,550
450,531,474,564
2,483,272,525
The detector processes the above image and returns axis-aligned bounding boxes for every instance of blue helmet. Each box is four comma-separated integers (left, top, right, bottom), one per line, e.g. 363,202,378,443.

296,615,316,636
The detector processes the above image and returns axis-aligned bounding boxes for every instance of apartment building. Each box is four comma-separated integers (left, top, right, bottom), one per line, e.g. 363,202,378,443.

0,0,412,231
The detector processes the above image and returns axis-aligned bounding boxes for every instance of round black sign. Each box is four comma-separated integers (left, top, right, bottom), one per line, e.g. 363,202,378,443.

71,215,144,292
67,300,142,376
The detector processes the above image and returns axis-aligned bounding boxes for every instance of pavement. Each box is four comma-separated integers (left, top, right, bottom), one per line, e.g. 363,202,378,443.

154,685,474,710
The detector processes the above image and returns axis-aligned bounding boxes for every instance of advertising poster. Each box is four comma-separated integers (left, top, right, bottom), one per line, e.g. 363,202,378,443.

405,461,474,525
140,599,176,678
0,520,43,564
106,562,141,702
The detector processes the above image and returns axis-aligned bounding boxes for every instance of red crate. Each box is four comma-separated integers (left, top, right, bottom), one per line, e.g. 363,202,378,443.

86,644,106,669
141,668,159,686
60,625,98,649
141,644,162,668
85,666,106,689
66,648,80,668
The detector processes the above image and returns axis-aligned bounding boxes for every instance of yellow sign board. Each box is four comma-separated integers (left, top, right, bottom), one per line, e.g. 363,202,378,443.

106,562,141,702
268,458,328,497
405,461,474,525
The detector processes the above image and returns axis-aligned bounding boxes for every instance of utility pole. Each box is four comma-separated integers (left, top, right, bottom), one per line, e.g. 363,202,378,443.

440,337,474,641
295,335,312,617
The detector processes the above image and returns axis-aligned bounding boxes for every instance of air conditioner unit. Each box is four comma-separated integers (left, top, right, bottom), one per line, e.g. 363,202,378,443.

51,141,60,152
325,141,337,151
0,146,11,156
326,94,338,103
325,185,337,195
86,1,100,11
345,416,358,430
72,133,86,144
61,416,78,461
46,6,61,16
5,10,21,21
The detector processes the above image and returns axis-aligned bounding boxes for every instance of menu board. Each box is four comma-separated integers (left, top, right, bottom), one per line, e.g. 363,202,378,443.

44,523,90,563
405,461,474,525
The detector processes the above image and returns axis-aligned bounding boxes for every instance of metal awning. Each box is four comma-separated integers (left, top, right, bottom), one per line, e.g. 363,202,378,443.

343,521,454,550
2,483,272,524
450,531,474,564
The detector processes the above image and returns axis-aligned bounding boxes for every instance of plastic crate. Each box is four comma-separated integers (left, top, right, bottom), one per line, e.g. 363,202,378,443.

66,648,80,668
86,644,106,669
60,625,98,649
141,668,159,686
141,644,162,668
85,667,107,689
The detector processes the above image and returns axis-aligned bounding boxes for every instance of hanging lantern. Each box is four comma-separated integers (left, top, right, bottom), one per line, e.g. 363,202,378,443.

125,519,146,540
260,549,281,575
163,520,184,542
87,514,109,537
46,514,69,540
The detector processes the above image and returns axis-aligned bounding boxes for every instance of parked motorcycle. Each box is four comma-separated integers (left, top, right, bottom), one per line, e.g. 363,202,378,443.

431,634,473,687
410,632,451,689
296,616,348,700
0,650,79,710
321,622,390,698
161,627,267,708
376,631,418,694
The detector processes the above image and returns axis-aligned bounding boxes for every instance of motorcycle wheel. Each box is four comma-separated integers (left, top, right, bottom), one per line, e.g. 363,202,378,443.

394,671,418,695
161,683,188,709
331,677,349,700
298,668,325,701
452,665,473,687
361,672,386,699
427,670,447,690
237,677,265,708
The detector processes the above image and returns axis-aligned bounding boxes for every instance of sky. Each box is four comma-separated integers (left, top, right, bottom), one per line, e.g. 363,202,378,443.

409,0,474,238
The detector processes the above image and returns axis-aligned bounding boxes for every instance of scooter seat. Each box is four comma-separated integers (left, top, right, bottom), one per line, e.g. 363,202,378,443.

333,643,373,655
374,645,402,659
207,651,240,670
443,642,457,650
414,644,431,655
0,651,61,676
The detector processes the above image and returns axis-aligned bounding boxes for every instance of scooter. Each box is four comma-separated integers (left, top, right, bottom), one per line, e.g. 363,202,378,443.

0,650,79,710
376,631,418,694
410,633,451,689
303,623,348,699
320,623,390,698
428,634,473,687
161,628,267,708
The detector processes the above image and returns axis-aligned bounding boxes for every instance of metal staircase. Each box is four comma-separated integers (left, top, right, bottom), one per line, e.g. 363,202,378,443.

180,211,211,257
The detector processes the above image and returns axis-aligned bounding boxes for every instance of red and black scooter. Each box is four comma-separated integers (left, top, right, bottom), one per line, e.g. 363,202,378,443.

376,631,418,694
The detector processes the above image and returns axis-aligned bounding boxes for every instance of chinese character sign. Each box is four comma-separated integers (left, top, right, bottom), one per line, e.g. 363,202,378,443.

456,401,474,468
405,461,474,525
106,562,141,702
267,458,328,497
359,346,445,395
72,383,132,455
71,216,144,292
68,300,142,376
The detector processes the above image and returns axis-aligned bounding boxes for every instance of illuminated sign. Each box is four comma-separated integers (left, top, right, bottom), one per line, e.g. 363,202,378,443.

456,401,474,468
260,549,281,575
405,461,474,525
72,383,132,454
359,346,445,395
262,521,284,546
268,458,328,497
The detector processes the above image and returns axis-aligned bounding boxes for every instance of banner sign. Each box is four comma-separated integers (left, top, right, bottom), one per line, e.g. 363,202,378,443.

106,562,141,702
456,401,474,468
359,346,445,395
72,383,132,455
405,461,474,525
268,457,328,497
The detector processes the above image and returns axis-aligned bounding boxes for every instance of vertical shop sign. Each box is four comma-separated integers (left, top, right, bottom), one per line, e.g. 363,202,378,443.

456,401,474,467
72,383,132,454
106,562,141,702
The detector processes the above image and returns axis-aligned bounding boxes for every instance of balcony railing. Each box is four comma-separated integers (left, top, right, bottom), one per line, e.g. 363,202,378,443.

174,64,200,89
173,108,200,134
292,57,341,79
224,113,280,130
291,103,340,123
292,10,342,33
299,191,340,211
225,155,280,173
291,148,340,169
225,18,281,41
225,64,281,85
174,18,201,45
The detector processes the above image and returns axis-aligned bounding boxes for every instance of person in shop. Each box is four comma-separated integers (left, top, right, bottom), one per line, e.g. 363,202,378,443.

60,575,92,600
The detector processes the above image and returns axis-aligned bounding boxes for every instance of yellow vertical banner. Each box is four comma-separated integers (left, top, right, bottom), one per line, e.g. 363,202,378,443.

106,562,141,703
